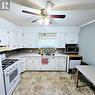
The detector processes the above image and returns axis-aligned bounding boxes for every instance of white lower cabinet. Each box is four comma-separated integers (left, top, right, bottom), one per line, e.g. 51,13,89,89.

20,55,67,71
25,56,32,70
41,57,54,70
41,56,67,71
35,56,42,70
20,57,26,73
66,56,82,73
25,56,41,70
54,56,67,71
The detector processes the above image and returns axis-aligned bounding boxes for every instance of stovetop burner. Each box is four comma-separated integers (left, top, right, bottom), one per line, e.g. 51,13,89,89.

2,59,18,70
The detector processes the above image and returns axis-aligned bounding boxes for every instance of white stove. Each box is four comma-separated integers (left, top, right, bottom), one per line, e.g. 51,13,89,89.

1,54,20,95
2,59,18,70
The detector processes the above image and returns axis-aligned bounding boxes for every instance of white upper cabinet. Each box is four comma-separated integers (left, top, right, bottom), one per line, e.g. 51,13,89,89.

0,28,9,46
57,32,78,48
0,28,18,50
8,30,17,49
0,26,79,49
16,31,24,48
57,32,65,48
23,32,37,48
65,32,78,44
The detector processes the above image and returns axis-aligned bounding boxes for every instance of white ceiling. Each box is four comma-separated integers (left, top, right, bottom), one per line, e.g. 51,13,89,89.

0,0,95,26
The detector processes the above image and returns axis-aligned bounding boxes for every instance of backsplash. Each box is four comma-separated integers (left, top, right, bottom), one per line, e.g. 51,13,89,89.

3,48,65,57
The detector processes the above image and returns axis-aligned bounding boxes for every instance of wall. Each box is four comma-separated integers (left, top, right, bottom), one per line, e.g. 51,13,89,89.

0,17,16,31
79,22,95,65
21,26,80,33
0,17,80,34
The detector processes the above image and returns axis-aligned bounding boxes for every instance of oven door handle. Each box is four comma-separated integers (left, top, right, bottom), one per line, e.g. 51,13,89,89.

6,73,10,77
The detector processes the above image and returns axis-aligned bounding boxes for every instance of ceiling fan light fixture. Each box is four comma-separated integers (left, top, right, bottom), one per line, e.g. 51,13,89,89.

38,19,43,24
22,1,66,25
44,17,49,25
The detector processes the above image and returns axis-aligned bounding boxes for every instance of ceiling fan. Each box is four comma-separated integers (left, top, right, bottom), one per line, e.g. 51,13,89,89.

22,1,66,25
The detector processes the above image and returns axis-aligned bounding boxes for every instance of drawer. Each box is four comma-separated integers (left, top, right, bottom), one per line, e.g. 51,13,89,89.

70,60,81,69
69,57,82,60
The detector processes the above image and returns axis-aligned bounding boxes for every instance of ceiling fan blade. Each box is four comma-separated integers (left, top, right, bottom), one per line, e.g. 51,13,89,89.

12,0,41,10
50,15,66,18
31,18,41,23
22,10,40,15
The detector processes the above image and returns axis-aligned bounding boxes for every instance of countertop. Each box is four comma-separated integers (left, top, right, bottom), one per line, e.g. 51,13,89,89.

0,47,11,52
76,65,95,85
65,54,82,57
7,53,81,59
7,53,41,59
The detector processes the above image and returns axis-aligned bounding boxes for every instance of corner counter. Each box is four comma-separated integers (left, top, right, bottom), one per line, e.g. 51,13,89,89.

66,54,82,73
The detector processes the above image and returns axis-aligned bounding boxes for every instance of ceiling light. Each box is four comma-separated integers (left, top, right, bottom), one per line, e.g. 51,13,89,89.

38,17,49,25
38,19,43,24
44,17,49,25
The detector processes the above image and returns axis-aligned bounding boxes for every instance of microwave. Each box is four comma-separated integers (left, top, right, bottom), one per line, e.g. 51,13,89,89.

65,44,79,53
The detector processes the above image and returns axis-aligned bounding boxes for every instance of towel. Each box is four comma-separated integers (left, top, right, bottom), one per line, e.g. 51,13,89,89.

42,58,48,64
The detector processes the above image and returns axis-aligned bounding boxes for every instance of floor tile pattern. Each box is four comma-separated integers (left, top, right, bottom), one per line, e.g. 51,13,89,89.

12,72,95,95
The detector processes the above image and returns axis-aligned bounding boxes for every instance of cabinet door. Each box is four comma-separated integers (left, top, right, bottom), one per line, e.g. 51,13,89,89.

65,32,78,44
39,57,46,70
25,56,32,70
55,56,66,71
8,31,17,49
16,31,24,48
20,58,26,72
57,33,65,48
0,28,9,46
25,56,41,70
28,56,37,70
47,57,54,70
35,56,41,70
70,60,81,69
23,32,37,48
23,32,29,48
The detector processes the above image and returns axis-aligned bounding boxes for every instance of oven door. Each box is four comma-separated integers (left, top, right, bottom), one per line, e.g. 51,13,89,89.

4,63,20,92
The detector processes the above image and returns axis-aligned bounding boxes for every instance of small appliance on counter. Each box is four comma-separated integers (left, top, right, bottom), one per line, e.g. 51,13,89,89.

65,44,79,54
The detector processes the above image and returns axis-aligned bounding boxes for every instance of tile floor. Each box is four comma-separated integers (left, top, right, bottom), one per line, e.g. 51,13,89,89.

12,72,95,95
